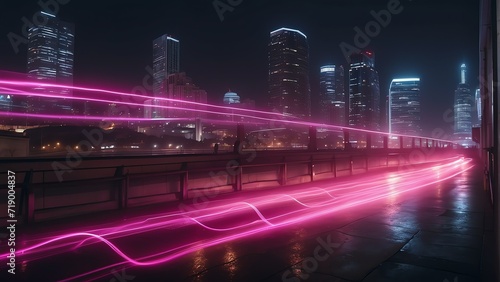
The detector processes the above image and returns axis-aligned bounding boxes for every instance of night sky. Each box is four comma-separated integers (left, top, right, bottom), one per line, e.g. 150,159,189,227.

1,0,479,135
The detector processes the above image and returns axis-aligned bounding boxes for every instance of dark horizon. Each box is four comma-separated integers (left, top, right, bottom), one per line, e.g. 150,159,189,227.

1,0,480,135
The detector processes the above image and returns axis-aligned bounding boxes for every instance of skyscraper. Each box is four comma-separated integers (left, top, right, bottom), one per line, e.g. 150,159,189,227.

153,34,180,96
454,64,472,141
319,65,345,125
268,27,311,119
26,11,74,114
460,63,467,84
388,78,422,135
475,88,481,127
348,51,380,130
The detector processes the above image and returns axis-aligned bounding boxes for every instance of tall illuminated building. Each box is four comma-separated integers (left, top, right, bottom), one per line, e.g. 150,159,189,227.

388,78,422,135
153,34,180,96
26,11,74,115
348,51,380,130
268,27,311,119
319,65,345,125
475,88,481,127
454,64,473,142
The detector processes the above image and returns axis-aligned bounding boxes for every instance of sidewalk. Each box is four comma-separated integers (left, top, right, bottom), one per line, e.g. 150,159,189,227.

264,162,494,282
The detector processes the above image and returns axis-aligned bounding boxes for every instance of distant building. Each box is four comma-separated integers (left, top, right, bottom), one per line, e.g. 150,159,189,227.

348,51,380,130
240,98,255,109
0,131,29,157
475,88,481,126
153,35,180,96
460,63,467,85
388,78,422,135
221,94,255,123
162,72,207,119
268,27,311,119
319,65,345,125
454,64,473,142
0,94,14,125
0,94,13,112
26,11,74,115
145,73,207,119
223,91,241,104
319,65,335,123
143,99,158,119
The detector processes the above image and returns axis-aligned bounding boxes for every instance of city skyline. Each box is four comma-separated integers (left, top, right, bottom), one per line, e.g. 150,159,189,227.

1,0,480,135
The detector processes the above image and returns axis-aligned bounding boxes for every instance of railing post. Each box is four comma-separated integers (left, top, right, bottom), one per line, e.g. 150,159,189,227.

344,130,351,150
309,156,314,181
20,170,34,224
349,156,354,175
236,123,245,142
366,134,372,150
332,156,337,178
399,136,404,149
383,135,388,149
114,166,127,209
308,126,317,151
233,123,245,154
281,157,287,186
180,163,188,200
233,165,242,191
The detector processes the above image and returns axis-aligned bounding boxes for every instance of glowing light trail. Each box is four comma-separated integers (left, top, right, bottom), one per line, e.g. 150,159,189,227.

0,77,457,143
0,111,185,122
0,79,288,118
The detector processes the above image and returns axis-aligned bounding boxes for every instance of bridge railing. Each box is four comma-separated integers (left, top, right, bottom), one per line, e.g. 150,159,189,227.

0,147,458,224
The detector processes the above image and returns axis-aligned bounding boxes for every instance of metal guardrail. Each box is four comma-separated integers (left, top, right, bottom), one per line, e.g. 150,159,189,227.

0,148,453,224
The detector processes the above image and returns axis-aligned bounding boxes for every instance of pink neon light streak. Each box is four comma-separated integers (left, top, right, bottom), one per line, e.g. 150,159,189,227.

0,78,457,143
0,111,185,122
0,79,287,118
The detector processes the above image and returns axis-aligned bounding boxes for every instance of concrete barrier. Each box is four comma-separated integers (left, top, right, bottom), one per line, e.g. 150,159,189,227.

0,148,459,223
